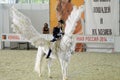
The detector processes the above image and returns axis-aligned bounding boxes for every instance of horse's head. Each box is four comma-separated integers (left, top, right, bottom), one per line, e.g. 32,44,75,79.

56,0,73,22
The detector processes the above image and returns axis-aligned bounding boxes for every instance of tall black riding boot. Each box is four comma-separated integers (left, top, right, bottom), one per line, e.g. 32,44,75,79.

46,49,52,59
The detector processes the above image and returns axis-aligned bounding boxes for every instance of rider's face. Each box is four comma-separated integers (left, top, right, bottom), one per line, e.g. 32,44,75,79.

58,22,62,27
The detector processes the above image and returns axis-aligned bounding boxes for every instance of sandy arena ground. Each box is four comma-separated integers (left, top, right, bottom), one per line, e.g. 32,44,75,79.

0,50,120,80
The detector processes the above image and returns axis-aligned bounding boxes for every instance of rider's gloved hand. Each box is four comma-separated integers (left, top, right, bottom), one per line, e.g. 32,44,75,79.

57,33,62,36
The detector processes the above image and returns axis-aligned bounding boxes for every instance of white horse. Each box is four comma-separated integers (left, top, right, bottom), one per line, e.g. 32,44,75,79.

35,39,74,80
11,5,84,80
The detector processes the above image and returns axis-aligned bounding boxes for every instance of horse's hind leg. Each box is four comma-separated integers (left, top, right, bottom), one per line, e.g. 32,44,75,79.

34,47,44,77
47,58,52,78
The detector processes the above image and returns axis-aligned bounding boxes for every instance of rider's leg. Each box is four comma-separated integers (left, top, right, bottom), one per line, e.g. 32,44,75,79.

46,48,52,59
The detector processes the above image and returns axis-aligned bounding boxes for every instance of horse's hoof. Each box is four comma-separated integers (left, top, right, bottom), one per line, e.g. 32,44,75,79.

39,74,42,77
63,77,68,80
49,76,52,79
48,75,52,78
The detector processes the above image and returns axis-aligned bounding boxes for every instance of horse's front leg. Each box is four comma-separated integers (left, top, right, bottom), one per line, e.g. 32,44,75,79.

64,61,68,80
60,59,68,80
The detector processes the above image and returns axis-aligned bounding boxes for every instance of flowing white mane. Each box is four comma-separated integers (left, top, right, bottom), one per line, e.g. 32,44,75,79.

10,5,84,80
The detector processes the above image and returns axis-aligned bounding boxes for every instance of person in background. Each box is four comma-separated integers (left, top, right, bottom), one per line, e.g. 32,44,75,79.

43,23,49,34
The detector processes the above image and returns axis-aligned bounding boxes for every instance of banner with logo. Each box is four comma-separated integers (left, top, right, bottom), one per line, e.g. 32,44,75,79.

85,0,119,52
85,0,119,35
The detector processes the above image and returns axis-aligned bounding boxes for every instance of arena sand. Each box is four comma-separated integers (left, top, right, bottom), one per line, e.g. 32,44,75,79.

0,50,120,80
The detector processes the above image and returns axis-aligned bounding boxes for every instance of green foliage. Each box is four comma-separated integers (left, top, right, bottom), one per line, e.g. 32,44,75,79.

18,0,49,4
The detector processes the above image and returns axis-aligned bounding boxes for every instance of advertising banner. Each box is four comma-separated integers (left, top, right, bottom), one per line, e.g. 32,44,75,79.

85,0,119,52
85,0,119,35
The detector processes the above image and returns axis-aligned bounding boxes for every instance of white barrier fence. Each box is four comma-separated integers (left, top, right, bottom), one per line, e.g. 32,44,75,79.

1,33,52,49
1,34,29,42
1,33,52,42
1,34,29,49
73,35,115,53
0,33,118,52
